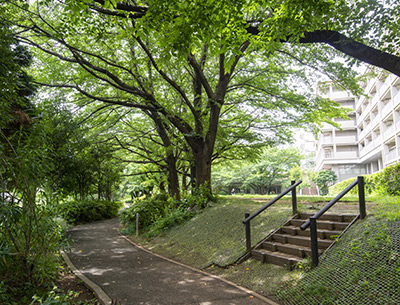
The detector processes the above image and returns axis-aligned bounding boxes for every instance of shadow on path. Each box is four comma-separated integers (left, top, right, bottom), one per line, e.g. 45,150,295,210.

67,218,277,305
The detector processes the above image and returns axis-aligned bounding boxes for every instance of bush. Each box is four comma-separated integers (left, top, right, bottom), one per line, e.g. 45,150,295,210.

328,164,397,197
120,189,216,236
328,177,360,197
120,193,173,228
146,208,195,237
0,207,66,303
59,199,122,224
381,163,400,196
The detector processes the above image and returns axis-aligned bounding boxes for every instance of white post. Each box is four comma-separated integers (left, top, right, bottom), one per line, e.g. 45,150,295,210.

136,213,139,236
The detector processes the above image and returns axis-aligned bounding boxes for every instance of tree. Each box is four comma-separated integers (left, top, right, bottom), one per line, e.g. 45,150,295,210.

314,169,337,196
213,147,303,194
0,24,65,295
7,0,386,193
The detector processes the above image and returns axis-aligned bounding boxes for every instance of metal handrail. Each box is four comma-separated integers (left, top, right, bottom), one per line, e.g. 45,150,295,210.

300,176,366,266
243,180,302,251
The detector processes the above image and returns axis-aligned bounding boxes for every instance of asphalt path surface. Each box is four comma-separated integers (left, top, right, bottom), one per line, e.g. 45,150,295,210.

66,218,277,305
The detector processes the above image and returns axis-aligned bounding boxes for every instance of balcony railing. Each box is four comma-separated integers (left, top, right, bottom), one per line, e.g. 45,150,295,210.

371,115,381,129
383,125,395,139
335,151,358,159
360,142,373,156
381,102,392,118
373,135,382,147
334,135,357,144
385,149,398,162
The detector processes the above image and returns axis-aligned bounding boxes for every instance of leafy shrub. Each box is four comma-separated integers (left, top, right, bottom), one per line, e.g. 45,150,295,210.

328,177,359,196
381,163,400,196
120,188,217,236
180,183,217,209
328,165,396,197
59,200,122,224
120,193,173,228
0,206,66,303
145,208,195,237
30,286,98,305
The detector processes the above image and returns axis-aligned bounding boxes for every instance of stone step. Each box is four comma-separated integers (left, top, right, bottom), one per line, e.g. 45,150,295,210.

289,219,351,231
252,248,302,270
251,212,359,270
279,226,341,240
271,233,334,249
298,213,357,223
260,241,324,258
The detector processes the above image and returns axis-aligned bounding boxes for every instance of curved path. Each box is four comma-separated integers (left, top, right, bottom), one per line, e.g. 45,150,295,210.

66,218,279,305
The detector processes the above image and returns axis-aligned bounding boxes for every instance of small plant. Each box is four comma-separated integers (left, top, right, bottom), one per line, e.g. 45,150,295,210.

30,286,98,305
145,208,195,237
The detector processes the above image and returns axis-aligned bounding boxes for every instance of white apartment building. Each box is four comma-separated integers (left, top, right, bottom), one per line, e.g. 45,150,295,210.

315,69,400,182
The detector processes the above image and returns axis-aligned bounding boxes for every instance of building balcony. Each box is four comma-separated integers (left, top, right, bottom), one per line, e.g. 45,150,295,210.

385,149,398,163
322,136,333,145
381,102,393,119
357,106,369,123
370,115,381,129
338,120,356,129
373,135,382,147
379,84,390,99
330,90,353,100
360,142,373,156
334,135,357,144
394,90,400,108
334,151,358,159
383,125,395,140
358,128,367,141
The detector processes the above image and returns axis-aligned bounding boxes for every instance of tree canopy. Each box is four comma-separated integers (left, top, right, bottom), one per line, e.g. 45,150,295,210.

3,0,399,197
66,0,400,75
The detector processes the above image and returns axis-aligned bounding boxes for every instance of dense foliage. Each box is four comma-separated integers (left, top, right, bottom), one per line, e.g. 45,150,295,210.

59,200,122,225
212,147,303,194
120,186,214,237
329,163,400,197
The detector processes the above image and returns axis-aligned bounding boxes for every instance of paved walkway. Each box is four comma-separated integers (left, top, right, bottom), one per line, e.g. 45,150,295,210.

65,218,279,305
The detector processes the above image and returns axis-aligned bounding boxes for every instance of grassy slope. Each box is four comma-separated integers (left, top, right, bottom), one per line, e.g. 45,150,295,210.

136,198,293,268
126,195,400,303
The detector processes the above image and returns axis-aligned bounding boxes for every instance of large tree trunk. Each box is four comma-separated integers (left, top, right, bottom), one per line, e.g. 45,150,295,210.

166,153,180,200
148,111,181,200
193,148,212,189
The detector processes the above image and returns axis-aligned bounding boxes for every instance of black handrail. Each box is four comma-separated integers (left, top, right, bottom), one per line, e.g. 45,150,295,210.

300,176,366,266
243,180,302,251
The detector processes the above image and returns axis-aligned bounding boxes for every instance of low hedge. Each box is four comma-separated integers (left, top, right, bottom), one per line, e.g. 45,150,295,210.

59,199,122,224
329,163,400,196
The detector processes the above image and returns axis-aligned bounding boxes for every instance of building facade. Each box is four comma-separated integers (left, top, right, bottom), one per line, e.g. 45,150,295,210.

315,70,400,182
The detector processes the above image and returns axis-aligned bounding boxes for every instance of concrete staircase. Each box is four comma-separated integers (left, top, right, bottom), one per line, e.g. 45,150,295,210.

251,213,357,270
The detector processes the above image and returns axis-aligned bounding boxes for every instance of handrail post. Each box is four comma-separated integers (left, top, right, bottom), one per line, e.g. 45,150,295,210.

310,217,319,266
244,213,251,251
358,176,366,219
291,180,297,215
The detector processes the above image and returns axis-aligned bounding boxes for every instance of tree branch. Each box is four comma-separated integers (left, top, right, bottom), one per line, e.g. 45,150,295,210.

247,26,400,77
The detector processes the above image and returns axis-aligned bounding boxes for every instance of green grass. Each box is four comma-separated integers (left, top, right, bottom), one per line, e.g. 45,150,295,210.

124,195,400,303
133,198,293,268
